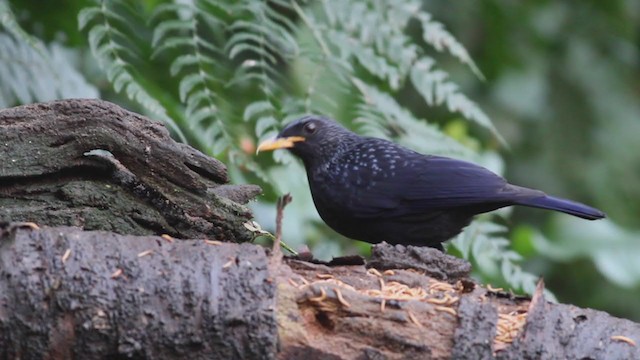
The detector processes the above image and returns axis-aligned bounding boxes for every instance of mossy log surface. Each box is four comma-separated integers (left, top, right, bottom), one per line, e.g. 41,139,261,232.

0,99,260,242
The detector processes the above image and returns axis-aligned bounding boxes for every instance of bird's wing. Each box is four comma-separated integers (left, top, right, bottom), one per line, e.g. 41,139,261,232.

345,147,543,218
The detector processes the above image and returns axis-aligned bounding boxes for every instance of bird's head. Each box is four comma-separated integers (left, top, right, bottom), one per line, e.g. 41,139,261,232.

257,115,357,165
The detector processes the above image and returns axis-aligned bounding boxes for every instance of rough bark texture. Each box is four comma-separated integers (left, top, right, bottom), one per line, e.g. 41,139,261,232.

0,99,261,242
0,225,276,360
367,242,471,281
1,100,639,359
2,226,638,359
497,283,640,360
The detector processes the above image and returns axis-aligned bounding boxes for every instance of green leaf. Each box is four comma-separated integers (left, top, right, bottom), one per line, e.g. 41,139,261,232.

243,100,274,121
78,7,101,30
255,116,278,137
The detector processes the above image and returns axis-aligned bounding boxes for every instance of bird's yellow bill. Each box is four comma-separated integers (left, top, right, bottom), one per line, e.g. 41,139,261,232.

256,136,305,153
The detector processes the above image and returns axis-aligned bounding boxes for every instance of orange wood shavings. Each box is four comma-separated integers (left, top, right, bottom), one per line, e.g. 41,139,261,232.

494,311,528,349
367,268,383,277
429,280,455,293
309,278,357,292
110,268,123,279
161,234,174,242
407,310,423,328
205,240,222,245
611,335,636,346
364,281,428,301
137,250,153,258
297,270,463,321
426,293,459,306
18,222,40,230
334,288,351,308
308,287,327,303
316,273,335,279
61,249,72,263
434,306,457,316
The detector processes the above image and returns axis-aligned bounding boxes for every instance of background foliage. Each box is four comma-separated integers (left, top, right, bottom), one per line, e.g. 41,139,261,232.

1,0,638,320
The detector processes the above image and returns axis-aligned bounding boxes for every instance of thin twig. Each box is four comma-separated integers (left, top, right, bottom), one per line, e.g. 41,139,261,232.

273,193,293,261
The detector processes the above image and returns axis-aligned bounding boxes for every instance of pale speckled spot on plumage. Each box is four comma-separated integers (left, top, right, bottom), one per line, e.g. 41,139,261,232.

313,139,410,193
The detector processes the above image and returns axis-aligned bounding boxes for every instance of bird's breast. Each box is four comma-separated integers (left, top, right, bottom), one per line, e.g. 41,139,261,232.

308,166,353,210
307,160,386,220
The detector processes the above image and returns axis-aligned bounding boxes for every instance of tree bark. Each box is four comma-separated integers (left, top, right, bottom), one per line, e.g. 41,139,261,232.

0,225,276,360
0,99,260,242
1,100,638,359
1,227,638,359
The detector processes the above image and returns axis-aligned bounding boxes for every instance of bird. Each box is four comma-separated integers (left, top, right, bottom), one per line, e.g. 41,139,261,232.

256,115,605,251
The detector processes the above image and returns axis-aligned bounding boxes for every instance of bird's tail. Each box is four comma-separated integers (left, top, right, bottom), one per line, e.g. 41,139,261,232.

516,195,605,220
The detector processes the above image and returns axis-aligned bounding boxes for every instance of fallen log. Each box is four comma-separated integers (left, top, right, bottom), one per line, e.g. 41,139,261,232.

0,225,276,359
0,100,638,359
1,226,638,359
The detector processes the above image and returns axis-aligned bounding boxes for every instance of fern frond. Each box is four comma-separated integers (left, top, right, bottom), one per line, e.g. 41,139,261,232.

0,4,97,107
78,1,188,141
243,100,275,122
0,1,47,56
352,78,473,157
148,0,229,150
228,1,301,161
414,12,484,80
451,219,555,299
411,58,505,144
310,0,504,145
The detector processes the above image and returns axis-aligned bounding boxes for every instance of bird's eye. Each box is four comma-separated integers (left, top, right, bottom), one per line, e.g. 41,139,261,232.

303,122,317,134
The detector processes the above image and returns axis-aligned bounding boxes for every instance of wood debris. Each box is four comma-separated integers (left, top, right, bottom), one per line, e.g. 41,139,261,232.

160,234,174,242
335,288,351,308
494,310,528,350
15,222,40,230
434,306,457,316
426,293,459,306
407,310,422,328
61,249,72,263
308,287,327,303
316,273,334,279
297,269,463,327
110,268,123,279
611,335,636,346
137,249,153,258
222,259,235,268
367,268,382,277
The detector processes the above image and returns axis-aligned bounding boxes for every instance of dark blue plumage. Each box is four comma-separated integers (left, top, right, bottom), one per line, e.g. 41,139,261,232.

257,116,605,249
513,195,604,220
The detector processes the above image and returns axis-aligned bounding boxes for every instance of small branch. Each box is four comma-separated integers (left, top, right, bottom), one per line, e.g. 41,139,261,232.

273,193,293,261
